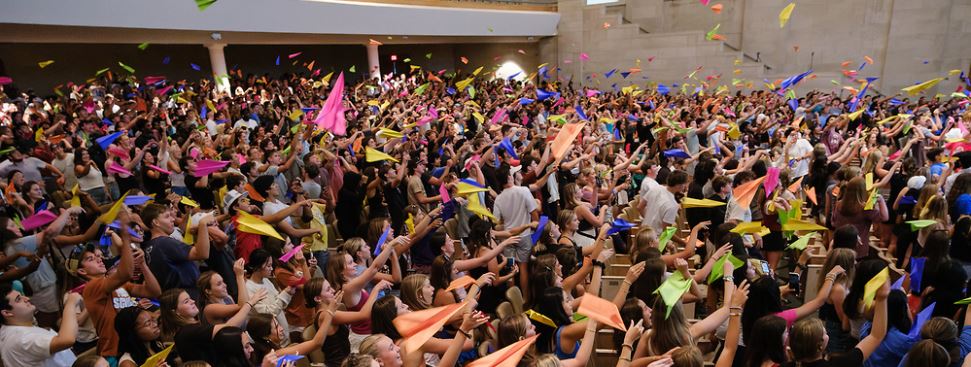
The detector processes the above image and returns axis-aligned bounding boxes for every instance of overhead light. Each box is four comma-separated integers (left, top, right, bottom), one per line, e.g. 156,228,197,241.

211,32,222,41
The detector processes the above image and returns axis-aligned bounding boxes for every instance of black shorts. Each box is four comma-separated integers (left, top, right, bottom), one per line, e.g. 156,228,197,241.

762,231,786,252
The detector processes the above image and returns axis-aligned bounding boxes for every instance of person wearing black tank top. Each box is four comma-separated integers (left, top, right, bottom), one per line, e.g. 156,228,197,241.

786,278,889,367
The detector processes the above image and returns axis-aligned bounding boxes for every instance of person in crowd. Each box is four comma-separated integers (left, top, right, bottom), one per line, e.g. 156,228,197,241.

1,55,971,367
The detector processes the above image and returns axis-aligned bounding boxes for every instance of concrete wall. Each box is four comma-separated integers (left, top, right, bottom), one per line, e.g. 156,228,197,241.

551,0,765,89
548,0,971,94
0,42,539,92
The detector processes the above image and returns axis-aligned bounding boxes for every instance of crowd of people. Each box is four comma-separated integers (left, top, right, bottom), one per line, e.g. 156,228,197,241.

0,63,969,367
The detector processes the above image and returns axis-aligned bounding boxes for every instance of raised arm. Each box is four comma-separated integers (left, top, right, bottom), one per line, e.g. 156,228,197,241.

343,238,396,295
613,262,646,308
52,217,104,247
49,292,82,354
216,289,265,335
660,222,704,268
715,281,749,367
616,320,645,367
692,243,731,284
440,308,488,367
187,213,214,261
205,259,248,322
855,277,889,359
278,292,340,356
259,199,316,224
335,281,391,324
793,265,845,320
561,320,599,367
102,221,135,292
689,262,746,338
453,236,517,272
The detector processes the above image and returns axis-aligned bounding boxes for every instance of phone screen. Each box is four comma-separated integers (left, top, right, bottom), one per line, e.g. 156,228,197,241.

789,272,800,294
760,261,770,275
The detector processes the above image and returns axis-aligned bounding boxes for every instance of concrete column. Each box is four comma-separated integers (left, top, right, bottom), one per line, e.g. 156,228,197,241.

366,43,381,81
206,43,231,96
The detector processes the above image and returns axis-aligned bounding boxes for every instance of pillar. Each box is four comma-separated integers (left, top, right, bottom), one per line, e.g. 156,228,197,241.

366,43,381,81
207,43,231,96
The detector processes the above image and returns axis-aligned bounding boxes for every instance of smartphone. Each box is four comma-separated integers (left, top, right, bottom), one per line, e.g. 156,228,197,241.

789,272,801,295
749,259,771,277
506,258,515,271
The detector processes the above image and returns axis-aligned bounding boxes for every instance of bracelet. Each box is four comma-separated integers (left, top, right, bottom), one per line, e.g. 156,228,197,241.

326,309,336,317
723,276,734,282
729,306,742,311
825,275,837,281
246,302,255,308
730,312,742,317
622,344,634,350
459,329,473,339
622,280,633,287
593,260,606,269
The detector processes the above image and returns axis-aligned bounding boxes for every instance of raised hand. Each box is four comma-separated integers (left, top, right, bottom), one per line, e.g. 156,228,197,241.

732,280,750,308
499,235,522,248
712,243,733,260
328,290,344,312
476,272,496,288
675,258,691,278
623,319,645,346
826,265,846,280
460,310,489,333
597,247,615,263
625,261,646,284
373,280,393,293
250,288,269,304
233,258,246,278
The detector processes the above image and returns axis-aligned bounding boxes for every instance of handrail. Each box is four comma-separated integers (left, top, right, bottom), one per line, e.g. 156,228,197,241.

722,42,772,71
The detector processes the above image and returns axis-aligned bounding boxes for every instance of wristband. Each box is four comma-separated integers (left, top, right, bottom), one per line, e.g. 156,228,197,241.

723,276,734,282
459,329,472,339
593,260,606,269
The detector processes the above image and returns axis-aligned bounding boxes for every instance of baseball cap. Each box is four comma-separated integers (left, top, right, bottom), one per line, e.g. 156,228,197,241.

510,165,523,175
65,243,97,277
907,176,926,190
64,246,118,276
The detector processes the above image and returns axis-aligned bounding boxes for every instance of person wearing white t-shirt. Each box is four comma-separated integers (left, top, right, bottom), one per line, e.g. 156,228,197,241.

0,283,80,367
642,171,689,241
233,107,259,130
786,130,814,179
637,159,662,221
492,165,539,302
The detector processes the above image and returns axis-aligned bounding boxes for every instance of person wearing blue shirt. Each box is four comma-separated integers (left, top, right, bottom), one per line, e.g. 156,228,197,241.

860,290,914,367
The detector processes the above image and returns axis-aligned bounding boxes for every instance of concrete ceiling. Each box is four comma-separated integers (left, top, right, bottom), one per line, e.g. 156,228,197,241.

0,24,544,45
0,0,559,38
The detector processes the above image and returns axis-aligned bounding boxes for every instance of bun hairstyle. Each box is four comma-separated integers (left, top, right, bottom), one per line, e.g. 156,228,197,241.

246,248,272,275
